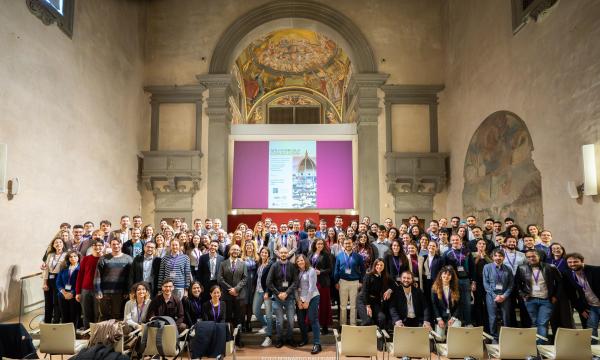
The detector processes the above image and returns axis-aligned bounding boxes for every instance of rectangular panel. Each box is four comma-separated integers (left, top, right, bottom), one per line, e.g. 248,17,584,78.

159,103,196,150
232,141,269,208
317,141,354,209
391,104,430,152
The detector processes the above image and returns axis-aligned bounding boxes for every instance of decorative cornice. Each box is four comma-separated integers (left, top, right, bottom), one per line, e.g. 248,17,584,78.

381,84,445,105
144,85,205,104
197,74,235,89
353,73,390,87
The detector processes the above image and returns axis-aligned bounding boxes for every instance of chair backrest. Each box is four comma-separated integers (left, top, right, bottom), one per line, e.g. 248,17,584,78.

392,326,430,358
554,328,592,359
142,324,179,357
340,325,378,357
446,326,484,359
497,327,537,359
89,323,124,353
39,323,77,355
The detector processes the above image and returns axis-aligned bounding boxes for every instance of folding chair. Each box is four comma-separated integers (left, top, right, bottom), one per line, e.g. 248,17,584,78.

538,328,592,359
39,323,88,359
484,327,538,359
140,323,189,360
382,326,431,360
333,325,381,360
435,326,484,359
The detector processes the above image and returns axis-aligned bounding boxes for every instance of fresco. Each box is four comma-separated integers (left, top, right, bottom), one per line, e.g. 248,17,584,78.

235,29,351,120
463,111,543,226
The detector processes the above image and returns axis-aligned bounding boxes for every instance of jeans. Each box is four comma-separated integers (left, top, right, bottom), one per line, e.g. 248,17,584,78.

298,296,320,345
458,278,472,325
587,306,600,343
485,294,512,337
252,290,273,337
272,296,296,341
525,298,553,343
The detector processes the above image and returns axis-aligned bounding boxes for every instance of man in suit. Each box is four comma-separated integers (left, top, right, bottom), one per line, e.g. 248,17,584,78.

199,240,224,302
483,249,514,338
264,223,279,259
566,253,600,342
290,219,307,241
129,241,161,296
275,224,298,261
333,216,344,235
217,244,247,347
297,225,317,256
110,215,132,244
390,271,431,328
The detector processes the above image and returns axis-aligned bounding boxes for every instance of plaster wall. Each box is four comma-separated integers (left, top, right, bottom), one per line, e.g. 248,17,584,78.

0,0,146,318
158,103,196,150
391,104,430,153
439,0,600,255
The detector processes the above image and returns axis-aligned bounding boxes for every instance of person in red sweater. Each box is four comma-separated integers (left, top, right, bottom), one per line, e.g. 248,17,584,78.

76,239,103,329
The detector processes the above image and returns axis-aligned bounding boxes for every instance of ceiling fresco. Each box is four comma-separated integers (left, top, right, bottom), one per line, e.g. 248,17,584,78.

234,29,352,122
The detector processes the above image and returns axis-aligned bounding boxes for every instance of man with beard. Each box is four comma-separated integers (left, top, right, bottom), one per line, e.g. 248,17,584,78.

566,253,600,342
502,236,529,327
483,249,514,338
389,271,431,328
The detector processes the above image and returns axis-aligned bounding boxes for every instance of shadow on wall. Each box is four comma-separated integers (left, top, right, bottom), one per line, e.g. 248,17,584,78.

0,265,21,322
463,111,543,225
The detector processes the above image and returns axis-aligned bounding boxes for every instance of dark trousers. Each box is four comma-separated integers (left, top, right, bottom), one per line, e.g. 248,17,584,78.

224,297,243,344
458,278,472,325
509,289,531,327
80,289,97,329
98,293,125,321
59,296,81,328
43,278,60,323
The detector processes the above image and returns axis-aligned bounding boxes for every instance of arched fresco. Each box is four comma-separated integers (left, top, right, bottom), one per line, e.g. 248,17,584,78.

463,111,543,225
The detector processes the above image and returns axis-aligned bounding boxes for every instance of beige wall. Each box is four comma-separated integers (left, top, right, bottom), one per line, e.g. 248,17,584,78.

439,0,600,255
0,0,146,318
391,104,430,153
158,103,196,150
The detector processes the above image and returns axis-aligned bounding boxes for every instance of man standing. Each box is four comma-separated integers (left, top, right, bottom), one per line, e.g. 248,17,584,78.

450,216,461,235
199,241,224,302
428,220,440,243
333,216,344,235
466,215,478,241
132,215,143,231
265,223,279,259
291,219,307,241
373,225,390,259
158,238,191,299
110,215,132,243
298,225,317,256
536,230,553,261
315,219,328,240
218,244,247,347
83,221,95,241
75,239,103,329
483,218,495,242
566,253,600,342
100,220,112,243
389,271,430,328
123,228,145,258
515,250,560,343
267,247,299,348
442,234,475,326
334,238,366,327
275,224,297,261
94,238,133,320
483,249,514,338
67,224,91,256
130,241,161,295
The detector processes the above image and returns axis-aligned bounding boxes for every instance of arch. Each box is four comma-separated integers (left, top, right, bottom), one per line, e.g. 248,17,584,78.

463,111,543,225
209,0,377,74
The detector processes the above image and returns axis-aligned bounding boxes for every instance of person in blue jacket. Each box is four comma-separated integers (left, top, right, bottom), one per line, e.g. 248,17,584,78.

56,250,81,328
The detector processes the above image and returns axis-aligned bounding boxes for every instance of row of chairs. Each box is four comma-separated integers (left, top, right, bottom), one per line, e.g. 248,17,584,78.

37,322,238,359
333,325,600,360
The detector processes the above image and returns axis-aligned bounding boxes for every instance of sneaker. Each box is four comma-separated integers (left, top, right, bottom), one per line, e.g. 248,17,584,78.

258,327,267,334
261,337,272,347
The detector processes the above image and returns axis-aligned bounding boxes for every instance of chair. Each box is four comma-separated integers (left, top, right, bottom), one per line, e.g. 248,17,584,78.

140,324,189,360
484,327,538,359
39,323,88,359
382,326,431,360
538,328,592,359
88,322,141,356
333,325,380,360
435,326,484,359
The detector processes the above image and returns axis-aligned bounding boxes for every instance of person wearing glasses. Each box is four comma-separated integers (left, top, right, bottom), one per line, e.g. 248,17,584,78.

75,239,104,329
146,278,187,332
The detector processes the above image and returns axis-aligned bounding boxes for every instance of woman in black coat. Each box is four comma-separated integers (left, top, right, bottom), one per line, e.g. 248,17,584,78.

202,285,226,323
383,239,410,292
360,259,392,328
309,238,333,333
183,281,204,327
431,266,463,338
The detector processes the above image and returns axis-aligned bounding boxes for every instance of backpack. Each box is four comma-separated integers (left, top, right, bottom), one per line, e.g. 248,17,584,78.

137,316,178,357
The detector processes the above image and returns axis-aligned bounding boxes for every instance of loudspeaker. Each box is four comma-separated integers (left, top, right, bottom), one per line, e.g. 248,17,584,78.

567,181,580,199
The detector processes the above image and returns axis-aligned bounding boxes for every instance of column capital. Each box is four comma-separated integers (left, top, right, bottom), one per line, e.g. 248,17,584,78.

144,85,205,104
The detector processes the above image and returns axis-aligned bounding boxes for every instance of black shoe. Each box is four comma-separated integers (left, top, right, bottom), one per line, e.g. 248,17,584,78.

311,344,322,354
235,339,244,348
322,327,329,335
275,340,284,348
287,339,298,347
298,339,308,347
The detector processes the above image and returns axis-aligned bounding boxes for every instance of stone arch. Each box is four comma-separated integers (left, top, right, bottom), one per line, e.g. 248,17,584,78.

463,111,543,225
209,0,377,74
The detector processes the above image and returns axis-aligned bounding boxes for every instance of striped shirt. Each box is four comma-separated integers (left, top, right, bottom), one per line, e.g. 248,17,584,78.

158,252,191,290
94,253,133,295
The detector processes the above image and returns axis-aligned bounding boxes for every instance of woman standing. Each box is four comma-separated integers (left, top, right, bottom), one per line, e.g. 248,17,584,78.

141,225,154,243
42,237,67,323
56,250,81,327
384,239,410,292
354,233,376,272
309,238,333,334
549,243,568,273
123,282,151,331
154,234,167,258
421,241,443,323
431,267,462,339
360,258,392,328
387,227,399,243
241,240,258,332
252,247,274,347
325,228,338,255
187,234,203,282
202,285,226,323
295,254,322,354
183,281,204,327
471,239,491,329
407,243,423,288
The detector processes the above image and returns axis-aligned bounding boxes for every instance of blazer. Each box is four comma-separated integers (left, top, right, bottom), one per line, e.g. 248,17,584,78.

515,262,561,299
274,234,298,260
482,262,514,298
431,288,462,321
565,264,600,313
66,239,91,257
383,253,410,284
198,253,224,290
360,273,390,306
421,254,444,283
267,260,299,297
307,251,332,287
407,255,425,289
202,300,226,323
257,260,274,296
56,265,79,298
130,255,162,296
122,239,145,258
217,257,248,301
389,286,430,325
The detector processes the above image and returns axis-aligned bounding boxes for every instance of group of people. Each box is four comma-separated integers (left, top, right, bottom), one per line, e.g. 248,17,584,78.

41,214,600,354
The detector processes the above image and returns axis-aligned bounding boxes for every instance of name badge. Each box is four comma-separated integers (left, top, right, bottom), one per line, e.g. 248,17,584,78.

49,274,55,279
65,284,72,291
395,276,401,282
427,274,431,279
282,281,289,288
195,266,199,271
170,271,177,279
446,309,450,314
495,284,503,290
345,268,352,275
413,276,419,282
457,266,465,272
532,285,541,291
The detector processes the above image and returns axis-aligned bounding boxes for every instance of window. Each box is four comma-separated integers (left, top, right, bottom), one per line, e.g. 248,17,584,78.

26,0,75,38
268,106,321,124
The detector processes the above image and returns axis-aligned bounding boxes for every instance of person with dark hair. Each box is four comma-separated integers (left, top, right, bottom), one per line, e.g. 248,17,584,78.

334,237,366,327
449,216,461,235
522,235,547,262
438,229,451,253
158,238,191,300
217,244,247,347
267,246,299,348
431,266,463,338
354,232,377,271
67,225,91,256
421,241,444,323
123,228,145,258
506,224,524,250
548,243,568,273
384,239,410,292
297,225,316,256
76,239,104,329
202,285,226,323
253,247,274,347
198,241,224,302
472,238,492,328
566,253,600,342
146,278,187,332
373,225,390,259
515,250,561,343
56,250,81,328
42,237,67,323
130,241,161,296
183,281,204,327
482,249,513,338
94,238,133,321
123,282,150,331
390,270,431,328
308,238,332,334
442,234,475,326
295,254,321,354
359,258,392,328
502,236,529,328
535,230,553,259
483,218,495,242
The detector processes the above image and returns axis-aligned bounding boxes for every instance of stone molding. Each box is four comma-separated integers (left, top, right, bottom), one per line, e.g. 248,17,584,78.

141,150,202,193
385,152,448,195
208,0,377,74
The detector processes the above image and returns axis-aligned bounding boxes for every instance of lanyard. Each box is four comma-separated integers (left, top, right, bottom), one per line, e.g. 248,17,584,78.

193,249,201,263
552,258,564,269
533,268,541,284
494,265,504,283
442,287,450,307
281,263,287,281
311,254,319,268
572,271,587,290
452,249,464,264
137,302,146,323
212,302,221,321
504,250,516,268
392,256,401,274
68,265,77,282
344,252,353,269
50,254,62,272
191,298,201,315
